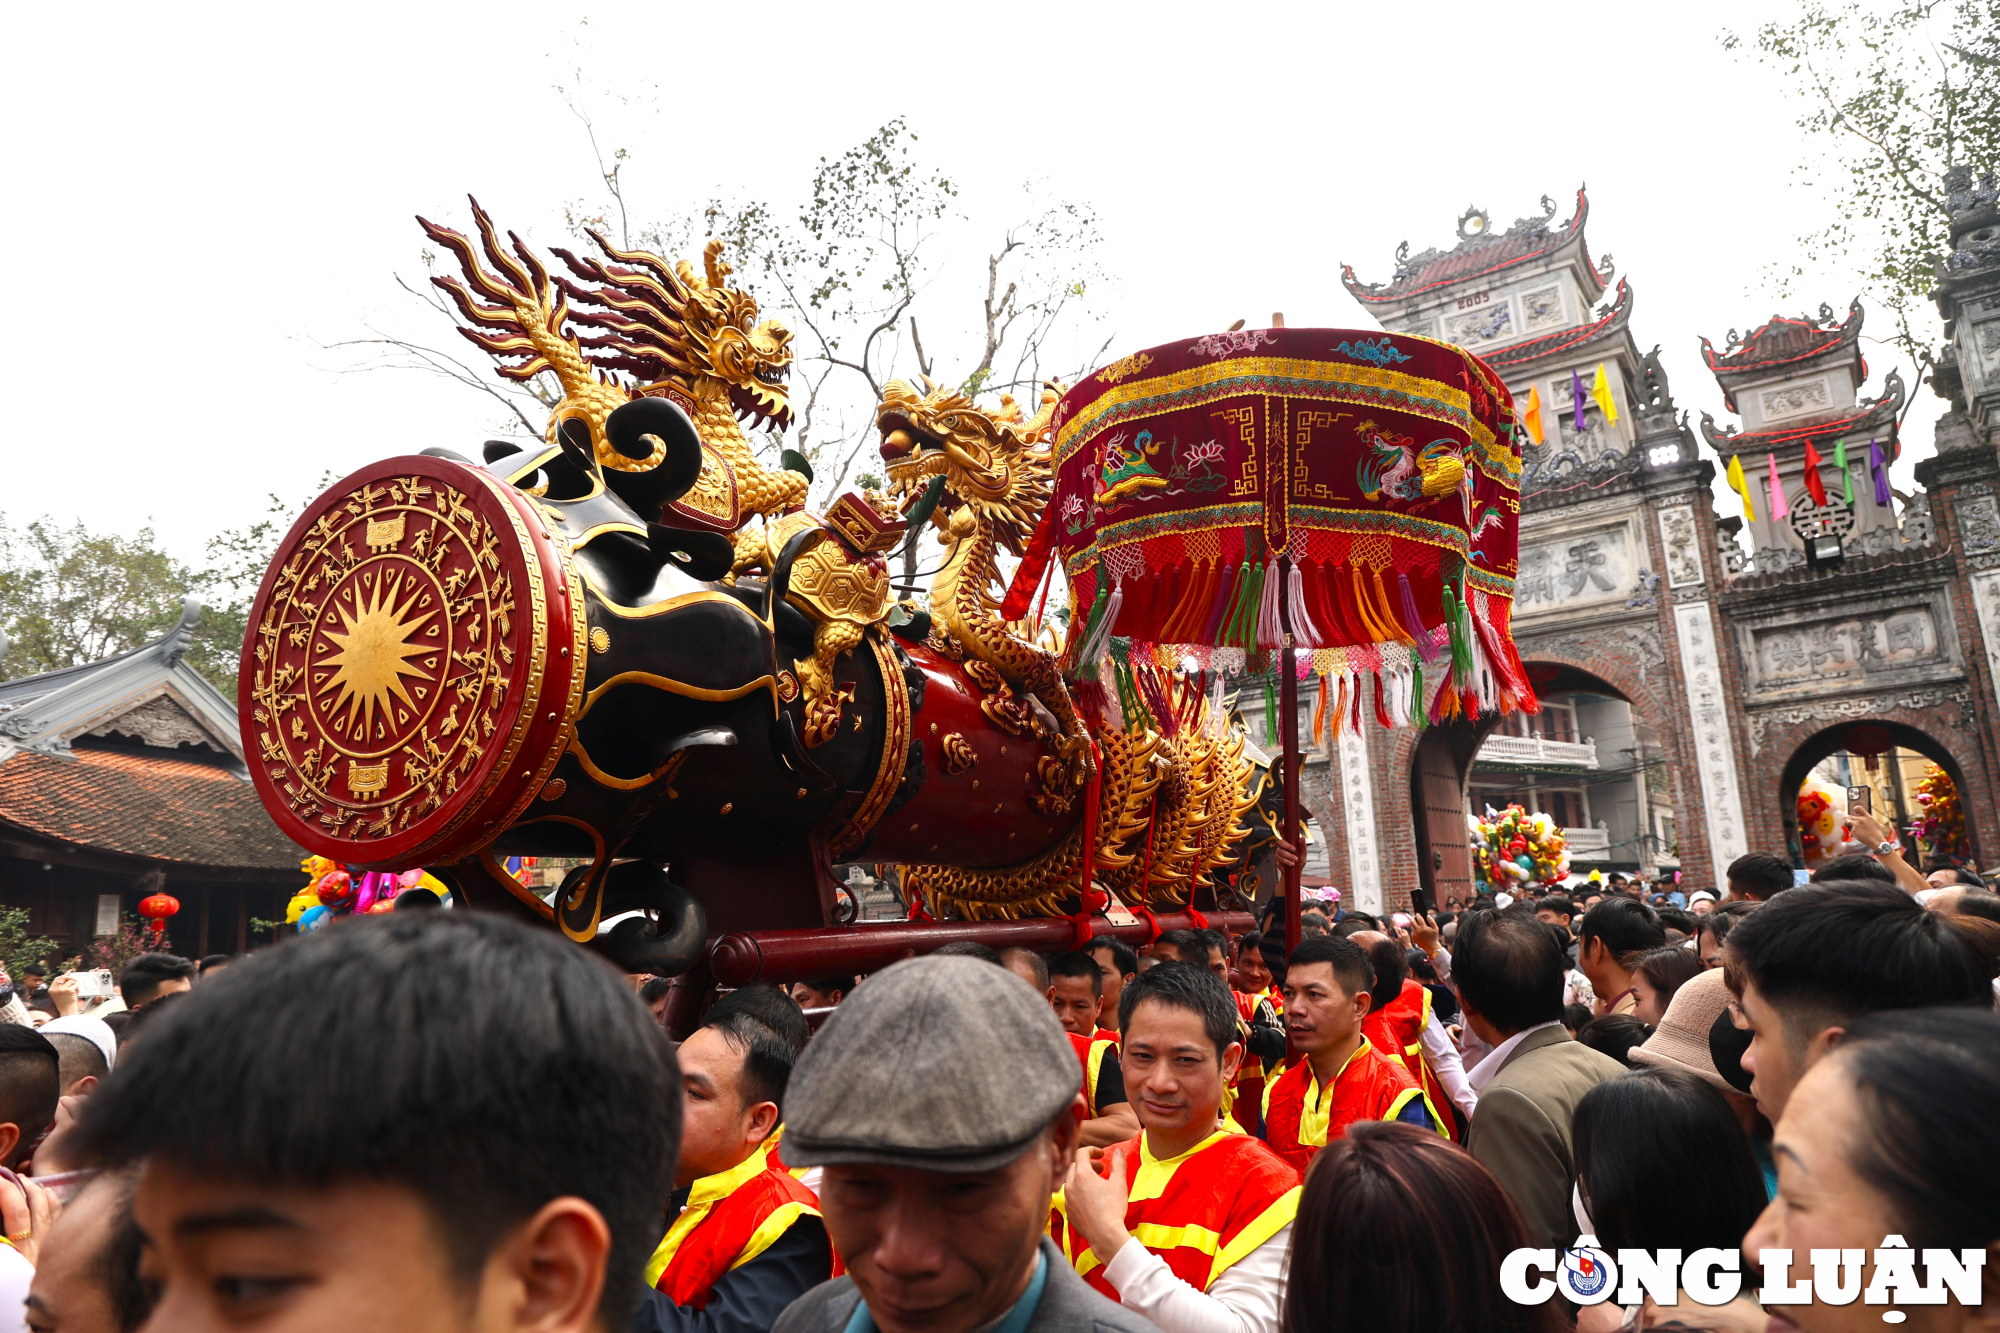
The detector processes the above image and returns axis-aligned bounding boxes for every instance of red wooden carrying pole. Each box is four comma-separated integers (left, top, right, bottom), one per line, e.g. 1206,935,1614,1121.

709,910,1254,988
1276,555,1302,958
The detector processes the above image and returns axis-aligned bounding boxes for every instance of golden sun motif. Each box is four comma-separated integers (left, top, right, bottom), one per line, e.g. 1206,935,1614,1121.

316,569,435,739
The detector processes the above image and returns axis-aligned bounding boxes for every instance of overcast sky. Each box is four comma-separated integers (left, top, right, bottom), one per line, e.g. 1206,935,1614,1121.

3,0,1939,570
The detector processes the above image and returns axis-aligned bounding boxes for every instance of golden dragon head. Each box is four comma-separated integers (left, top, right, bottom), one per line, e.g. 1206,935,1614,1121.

556,236,793,431
876,379,1061,552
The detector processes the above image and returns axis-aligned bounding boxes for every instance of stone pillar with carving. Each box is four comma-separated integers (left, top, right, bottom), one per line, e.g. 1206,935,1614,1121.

1638,436,1752,889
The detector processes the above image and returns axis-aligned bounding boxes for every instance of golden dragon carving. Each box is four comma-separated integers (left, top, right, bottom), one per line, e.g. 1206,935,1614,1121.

419,198,806,569
878,379,1255,918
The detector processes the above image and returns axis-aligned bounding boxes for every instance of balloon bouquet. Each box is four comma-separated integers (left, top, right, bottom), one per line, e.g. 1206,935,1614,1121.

1795,779,1847,866
1470,805,1571,893
284,857,449,934
1908,764,1969,862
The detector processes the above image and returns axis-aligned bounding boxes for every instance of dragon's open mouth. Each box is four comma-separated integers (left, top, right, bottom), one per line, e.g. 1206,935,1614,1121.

877,411,950,507
754,364,787,386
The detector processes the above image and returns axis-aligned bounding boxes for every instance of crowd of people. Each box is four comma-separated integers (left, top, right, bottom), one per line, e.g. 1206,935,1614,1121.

0,810,1992,1333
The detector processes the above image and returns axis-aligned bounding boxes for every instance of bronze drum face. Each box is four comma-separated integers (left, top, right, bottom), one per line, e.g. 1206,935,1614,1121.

240,456,585,869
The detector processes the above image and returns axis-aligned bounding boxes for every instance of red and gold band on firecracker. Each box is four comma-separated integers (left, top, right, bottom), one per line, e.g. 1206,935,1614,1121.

1005,328,1536,724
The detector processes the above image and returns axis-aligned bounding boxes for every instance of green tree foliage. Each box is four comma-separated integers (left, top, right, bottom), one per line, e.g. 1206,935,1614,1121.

1727,0,2000,380
0,906,59,982
0,484,323,695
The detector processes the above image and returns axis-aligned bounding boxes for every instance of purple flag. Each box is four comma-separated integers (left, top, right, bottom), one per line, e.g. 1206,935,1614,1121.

1868,438,1891,505
1571,369,1588,431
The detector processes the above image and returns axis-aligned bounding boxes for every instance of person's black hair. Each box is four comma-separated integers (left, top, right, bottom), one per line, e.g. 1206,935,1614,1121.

1298,910,1330,935
72,913,680,1329
117,953,197,1009
21,965,45,979
1812,854,1898,885
799,976,856,999
1088,936,1138,977
1656,907,1695,936
45,1031,108,1092
1331,918,1371,940
1118,960,1239,1059
638,975,675,1005
1929,865,1987,888
1048,951,1102,997
0,1026,58,1167
1287,935,1375,1003
1406,948,1437,983
700,1010,797,1122
1836,1008,2000,1248
931,941,1002,965
1578,897,1666,964
1572,1066,1767,1252
117,989,187,1050
708,983,811,1054
1634,946,1705,1012
197,954,232,974
1152,930,1209,966
1197,928,1227,958
1560,1002,1594,1036
998,946,1049,990
1726,852,1794,899
1951,890,2000,924
1361,936,1405,1012
1453,909,1565,1035
98,1172,151,1333
1537,895,1576,924
1575,1014,1652,1068
1722,880,1990,1037
1698,898,1759,945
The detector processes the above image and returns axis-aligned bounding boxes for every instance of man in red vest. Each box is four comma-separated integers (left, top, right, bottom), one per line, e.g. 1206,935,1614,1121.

1047,952,1141,1147
638,1011,834,1332
1087,937,1138,1035
1263,936,1442,1173
1351,932,1477,1139
1056,962,1298,1333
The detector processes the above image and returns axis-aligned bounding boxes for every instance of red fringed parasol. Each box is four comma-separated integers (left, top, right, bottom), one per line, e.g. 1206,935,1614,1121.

1004,326,1535,937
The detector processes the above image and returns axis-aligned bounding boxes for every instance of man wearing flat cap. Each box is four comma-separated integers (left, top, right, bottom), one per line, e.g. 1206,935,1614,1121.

771,955,1155,1333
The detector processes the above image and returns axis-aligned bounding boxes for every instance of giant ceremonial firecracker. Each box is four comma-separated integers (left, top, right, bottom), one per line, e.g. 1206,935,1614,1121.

1470,804,1570,891
237,200,1272,978
1012,328,1536,724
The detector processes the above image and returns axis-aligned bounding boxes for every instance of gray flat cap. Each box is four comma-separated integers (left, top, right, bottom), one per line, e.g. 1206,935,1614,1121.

782,954,1082,1174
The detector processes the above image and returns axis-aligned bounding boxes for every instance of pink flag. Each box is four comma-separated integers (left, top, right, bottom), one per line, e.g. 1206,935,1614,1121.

1767,453,1789,519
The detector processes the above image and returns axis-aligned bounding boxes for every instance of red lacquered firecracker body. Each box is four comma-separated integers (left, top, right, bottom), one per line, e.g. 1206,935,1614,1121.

138,892,181,937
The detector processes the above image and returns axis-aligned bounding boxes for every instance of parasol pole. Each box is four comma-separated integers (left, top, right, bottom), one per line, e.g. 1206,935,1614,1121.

1276,553,1303,954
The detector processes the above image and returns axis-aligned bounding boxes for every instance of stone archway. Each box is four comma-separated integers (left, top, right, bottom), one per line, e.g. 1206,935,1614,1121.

1778,720,1983,867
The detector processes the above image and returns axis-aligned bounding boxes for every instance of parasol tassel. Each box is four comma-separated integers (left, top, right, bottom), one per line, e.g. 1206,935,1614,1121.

1228,563,1266,649
1076,579,1122,669
1205,562,1243,644
1286,562,1322,647
1373,672,1392,728
1209,674,1227,739
1263,672,1279,746
1256,558,1285,648
1350,671,1364,733
1398,573,1439,663
1370,567,1416,648
1174,562,1222,644
1331,674,1348,739
1411,661,1427,730
1311,673,1328,745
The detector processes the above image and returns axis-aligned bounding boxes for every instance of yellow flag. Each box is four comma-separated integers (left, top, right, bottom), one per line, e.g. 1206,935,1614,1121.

1726,453,1757,522
1523,385,1545,445
1590,362,1619,424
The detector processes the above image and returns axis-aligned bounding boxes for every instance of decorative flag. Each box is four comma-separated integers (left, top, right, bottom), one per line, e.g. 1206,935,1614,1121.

1868,438,1892,505
1570,369,1588,431
1801,439,1829,507
1589,363,1619,424
1835,439,1854,505
1523,384,1545,445
1726,454,1757,522
1767,453,1790,519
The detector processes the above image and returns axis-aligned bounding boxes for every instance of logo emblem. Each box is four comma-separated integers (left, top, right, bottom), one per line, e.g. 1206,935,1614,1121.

1558,1242,1617,1304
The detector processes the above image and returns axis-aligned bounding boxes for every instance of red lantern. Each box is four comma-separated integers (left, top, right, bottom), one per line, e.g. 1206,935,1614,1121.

1845,723,1894,774
137,892,181,937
